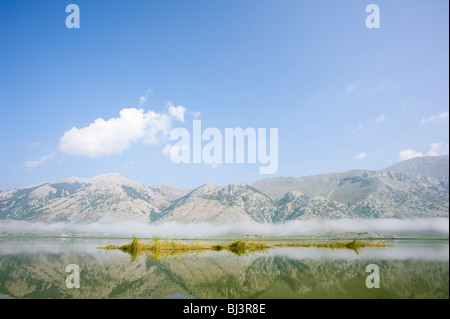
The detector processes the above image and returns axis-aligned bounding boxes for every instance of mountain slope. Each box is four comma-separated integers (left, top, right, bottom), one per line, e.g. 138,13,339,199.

274,191,355,221
251,156,449,219
155,183,277,223
0,173,189,222
383,155,449,180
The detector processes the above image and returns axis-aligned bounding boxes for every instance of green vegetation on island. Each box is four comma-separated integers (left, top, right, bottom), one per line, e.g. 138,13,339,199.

100,237,391,259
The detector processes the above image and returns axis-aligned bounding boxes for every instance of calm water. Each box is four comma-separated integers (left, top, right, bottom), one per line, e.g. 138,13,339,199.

0,238,448,299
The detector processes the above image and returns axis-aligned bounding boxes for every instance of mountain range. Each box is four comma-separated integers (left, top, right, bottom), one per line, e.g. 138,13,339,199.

0,155,448,223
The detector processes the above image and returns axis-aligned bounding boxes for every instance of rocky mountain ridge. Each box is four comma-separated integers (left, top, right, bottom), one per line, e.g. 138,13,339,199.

0,155,448,223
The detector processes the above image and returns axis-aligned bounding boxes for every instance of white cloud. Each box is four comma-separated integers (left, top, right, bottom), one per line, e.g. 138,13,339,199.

398,142,449,162
375,113,385,123
59,107,177,157
355,152,366,160
421,112,449,124
23,152,56,169
168,102,186,122
60,108,151,157
398,149,424,162
427,142,449,156
141,112,172,145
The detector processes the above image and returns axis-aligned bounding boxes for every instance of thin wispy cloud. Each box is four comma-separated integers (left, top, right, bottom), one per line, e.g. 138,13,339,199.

375,113,385,123
421,112,449,124
30,142,41,149
22,152,56,170
352,124,364,134
354,152,366,160
345,83,359,94
138,88,153,106
23,161,44,169
138,96,146,106
191,111,201,118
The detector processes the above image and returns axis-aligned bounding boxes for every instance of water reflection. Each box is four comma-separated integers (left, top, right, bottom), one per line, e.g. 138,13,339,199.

0,238,448,299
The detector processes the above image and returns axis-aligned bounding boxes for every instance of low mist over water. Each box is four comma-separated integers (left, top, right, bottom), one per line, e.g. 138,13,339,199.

1,217,448,238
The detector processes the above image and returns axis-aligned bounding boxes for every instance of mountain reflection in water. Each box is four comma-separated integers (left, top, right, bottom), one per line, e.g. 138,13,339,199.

0,238,448,299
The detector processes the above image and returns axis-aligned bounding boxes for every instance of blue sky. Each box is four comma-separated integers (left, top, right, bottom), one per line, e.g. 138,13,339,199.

0,0,448,190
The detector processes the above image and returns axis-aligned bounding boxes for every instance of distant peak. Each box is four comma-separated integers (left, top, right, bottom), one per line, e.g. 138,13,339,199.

198,182,220,189
88,173,133,184
51,176,89,184
383,155,449,179
191,182,221,194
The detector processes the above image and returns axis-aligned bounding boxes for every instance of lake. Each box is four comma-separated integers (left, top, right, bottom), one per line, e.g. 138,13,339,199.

0,238,448,299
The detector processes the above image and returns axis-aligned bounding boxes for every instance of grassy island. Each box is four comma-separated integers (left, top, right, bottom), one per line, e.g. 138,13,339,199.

100,237,391,259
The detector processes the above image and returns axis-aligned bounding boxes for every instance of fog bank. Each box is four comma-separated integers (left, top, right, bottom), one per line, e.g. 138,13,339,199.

0,217,448,238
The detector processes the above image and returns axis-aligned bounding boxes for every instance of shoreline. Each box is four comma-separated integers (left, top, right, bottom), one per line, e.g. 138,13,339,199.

0,234,449,241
